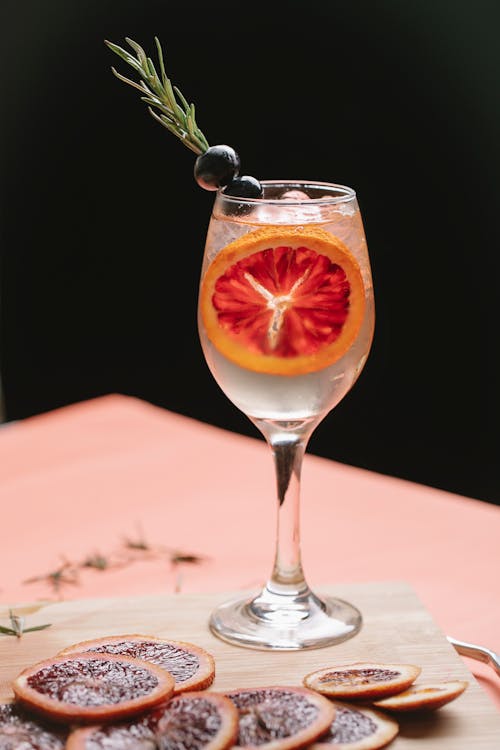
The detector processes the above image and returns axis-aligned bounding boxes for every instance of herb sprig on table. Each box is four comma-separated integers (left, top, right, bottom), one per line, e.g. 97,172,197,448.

0,611,51,639
20,527,206,597
24,560,80,597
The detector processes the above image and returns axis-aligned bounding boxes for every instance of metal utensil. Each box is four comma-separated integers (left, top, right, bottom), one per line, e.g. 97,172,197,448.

448,636,500,678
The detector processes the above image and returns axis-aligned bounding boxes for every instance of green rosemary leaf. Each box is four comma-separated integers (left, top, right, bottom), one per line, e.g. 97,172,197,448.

173,85,190,112
148,108,184,136
23,624,52,633
104,41,143,74
164,77,186,125
174,91,209,152
110,67,147,94
141,94,167,109
0,621,52,638
170,553,204,564
155,36,168,89
142,98,177,123
146,57,159,82
124,37,148,65
186,105,195,138
148,109,200,154
147,107,176,128
0,626,17,636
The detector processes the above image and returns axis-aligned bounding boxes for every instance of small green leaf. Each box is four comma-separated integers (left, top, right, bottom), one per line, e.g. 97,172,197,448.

155,37,168,89
125,37,148,65
104,41,143,74
110,67,147,94
24,624,52,633
0,625,17,636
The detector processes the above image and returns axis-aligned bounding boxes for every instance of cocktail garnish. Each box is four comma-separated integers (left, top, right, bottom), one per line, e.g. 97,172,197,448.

104,37,262,196
200,225,365,375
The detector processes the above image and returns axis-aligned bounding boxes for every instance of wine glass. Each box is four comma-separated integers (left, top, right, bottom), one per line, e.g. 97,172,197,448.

197,180,375,650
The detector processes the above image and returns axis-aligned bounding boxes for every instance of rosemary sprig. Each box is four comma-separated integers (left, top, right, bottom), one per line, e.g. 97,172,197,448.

0,611,51,639
24,560,80,597
104,37,210,156
18,527,208,599
81,553,110,571
81,551,129,572
122,522,159,557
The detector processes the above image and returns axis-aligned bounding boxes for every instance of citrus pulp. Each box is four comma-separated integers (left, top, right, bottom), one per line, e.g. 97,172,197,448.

66,691,239,750
224,685,335,750
200,226,365,376
12,652,175,724
58,634,215,693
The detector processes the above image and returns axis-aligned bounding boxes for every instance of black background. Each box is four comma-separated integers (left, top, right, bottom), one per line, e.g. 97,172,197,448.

1,1,498,505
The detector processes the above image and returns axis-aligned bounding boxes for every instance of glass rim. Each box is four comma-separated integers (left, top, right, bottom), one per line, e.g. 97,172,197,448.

218,180,357,206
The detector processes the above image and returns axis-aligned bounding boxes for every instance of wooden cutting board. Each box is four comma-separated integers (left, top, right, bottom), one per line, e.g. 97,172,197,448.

1,581,499,748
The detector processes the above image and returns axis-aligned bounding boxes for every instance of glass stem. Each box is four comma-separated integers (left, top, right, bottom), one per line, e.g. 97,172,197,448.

267,433,309,597
250,414,320,605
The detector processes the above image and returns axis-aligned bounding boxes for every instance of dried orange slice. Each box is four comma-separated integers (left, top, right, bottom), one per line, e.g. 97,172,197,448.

304,663,421,700
0,702,67,749
200,226,365,375
225,685,336,750
58,634,215,693
309,700,398,750
372,680,468,712
66,691,239,750
12,652,175,724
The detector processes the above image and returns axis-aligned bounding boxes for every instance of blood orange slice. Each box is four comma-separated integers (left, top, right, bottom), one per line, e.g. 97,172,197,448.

303,663,421,700
58,634,215,693
224,685,336,750
66,691,239,750
372,680,468,712
200,226,365,375
0,702,67,749
309,701,398,750
12,652,175,724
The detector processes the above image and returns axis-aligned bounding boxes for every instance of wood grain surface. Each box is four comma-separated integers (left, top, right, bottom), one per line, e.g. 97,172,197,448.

1,581,499,747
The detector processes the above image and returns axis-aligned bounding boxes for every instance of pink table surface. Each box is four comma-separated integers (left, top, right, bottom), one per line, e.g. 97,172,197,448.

0,394,499,711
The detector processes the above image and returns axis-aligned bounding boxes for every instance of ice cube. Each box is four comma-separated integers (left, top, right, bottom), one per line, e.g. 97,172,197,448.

253,201,326,224
280,189,311,201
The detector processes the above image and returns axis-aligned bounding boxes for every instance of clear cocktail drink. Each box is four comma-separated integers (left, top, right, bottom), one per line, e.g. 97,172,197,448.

199,182,374,424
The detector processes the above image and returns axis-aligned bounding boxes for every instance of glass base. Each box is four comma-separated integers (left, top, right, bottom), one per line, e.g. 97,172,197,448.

209,587,362,650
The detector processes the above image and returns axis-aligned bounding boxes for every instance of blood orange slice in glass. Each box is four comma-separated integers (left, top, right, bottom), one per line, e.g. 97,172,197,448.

200,226,365,375
12,652,175,724
224,685,336,750
58,634,215,693
66,691,239,750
